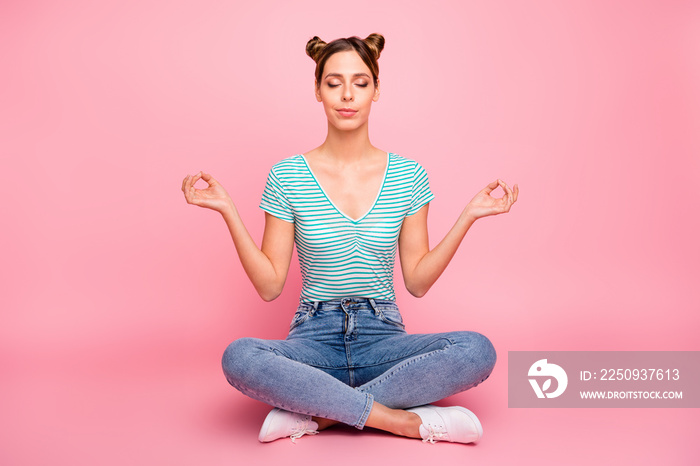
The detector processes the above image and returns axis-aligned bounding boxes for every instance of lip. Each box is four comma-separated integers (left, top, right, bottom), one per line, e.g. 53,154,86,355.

336,108,358,117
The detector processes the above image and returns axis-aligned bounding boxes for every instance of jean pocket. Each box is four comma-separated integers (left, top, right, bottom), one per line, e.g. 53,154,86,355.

377,307,405,329
289,308,312,331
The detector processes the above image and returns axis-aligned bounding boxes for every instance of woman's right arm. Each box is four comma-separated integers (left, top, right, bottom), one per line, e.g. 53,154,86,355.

182,171,295,301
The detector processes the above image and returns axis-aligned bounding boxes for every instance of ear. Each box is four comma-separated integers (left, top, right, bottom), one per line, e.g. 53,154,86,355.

372,79,380,102
315,81,322,102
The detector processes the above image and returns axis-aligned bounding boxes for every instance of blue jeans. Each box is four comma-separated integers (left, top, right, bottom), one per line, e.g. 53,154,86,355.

221,298,496,429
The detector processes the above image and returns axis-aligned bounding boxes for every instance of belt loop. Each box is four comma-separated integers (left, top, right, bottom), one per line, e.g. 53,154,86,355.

311,301,320,315
369,298,379,315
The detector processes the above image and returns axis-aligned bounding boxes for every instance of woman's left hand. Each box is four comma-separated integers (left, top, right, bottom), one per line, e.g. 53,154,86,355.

464,179,519,220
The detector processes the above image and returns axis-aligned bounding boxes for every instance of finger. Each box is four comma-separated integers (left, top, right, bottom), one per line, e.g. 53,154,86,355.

496,179,512,206
182,175,191,196
498,179,512,196
186,174,199,203
201,171,218,188
482,180,499,195
182,174,194,193
497,180,516,212
184,175,194,202
191,171,203,187
501,179,515,205
513,184,519,203
186,173,204,200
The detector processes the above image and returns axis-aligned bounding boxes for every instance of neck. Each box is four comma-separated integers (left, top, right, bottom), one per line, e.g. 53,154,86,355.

318,121,374,163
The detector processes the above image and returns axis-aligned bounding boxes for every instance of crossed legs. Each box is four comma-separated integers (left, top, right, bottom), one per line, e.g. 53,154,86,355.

222,330,496,439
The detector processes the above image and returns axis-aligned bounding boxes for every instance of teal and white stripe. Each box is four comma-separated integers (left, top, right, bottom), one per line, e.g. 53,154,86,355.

260,153,434,303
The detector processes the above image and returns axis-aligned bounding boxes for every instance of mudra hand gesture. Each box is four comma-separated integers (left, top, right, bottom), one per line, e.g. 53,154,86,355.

181,171,233,214
465,179,519,220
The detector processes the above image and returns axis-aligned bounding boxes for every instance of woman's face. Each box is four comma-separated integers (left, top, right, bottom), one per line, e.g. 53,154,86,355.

315,50,380,132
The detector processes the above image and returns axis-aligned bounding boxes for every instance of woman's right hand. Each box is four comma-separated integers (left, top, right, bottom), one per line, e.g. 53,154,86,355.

182,170,295,301
181,171,233,214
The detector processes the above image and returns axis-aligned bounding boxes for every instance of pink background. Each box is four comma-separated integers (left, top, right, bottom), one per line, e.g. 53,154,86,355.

2,0,698,464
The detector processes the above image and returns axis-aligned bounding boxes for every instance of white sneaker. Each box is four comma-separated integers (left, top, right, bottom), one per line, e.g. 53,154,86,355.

258,408,320,443
406,405,483,444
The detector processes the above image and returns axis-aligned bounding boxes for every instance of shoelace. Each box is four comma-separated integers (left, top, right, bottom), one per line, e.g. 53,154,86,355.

289,418,319,443
422,423,449,444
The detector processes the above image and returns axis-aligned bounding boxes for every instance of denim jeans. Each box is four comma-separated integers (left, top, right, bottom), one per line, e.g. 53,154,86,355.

221,298,496,429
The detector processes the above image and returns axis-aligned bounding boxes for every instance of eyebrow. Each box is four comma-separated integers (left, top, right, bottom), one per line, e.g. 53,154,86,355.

323,72,371,79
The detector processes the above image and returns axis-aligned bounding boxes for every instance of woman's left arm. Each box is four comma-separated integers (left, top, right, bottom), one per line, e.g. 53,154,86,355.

398,179,519,297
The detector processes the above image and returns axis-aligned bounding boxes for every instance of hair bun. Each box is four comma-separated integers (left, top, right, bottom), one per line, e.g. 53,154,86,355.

306,36,327,62
363,33,385,60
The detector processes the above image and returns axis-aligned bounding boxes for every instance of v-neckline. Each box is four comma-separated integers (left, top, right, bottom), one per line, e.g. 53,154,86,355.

299,152,390,224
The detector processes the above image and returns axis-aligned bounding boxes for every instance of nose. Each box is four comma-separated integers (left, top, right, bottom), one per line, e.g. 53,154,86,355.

342,86,353,102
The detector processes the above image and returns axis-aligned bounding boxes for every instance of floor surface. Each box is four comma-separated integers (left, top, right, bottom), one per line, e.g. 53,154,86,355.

3,342,696,466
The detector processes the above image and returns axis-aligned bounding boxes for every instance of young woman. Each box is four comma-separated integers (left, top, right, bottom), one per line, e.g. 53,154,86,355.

181,33,518,444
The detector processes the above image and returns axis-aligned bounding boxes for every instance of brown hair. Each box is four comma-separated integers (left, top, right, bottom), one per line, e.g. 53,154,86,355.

306,33,385,88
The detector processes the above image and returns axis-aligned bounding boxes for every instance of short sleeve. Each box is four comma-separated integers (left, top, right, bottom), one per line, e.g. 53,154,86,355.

407,162,435,216
259,168,295,223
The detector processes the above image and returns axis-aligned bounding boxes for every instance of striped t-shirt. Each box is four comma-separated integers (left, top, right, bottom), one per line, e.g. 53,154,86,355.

259,152,434,303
